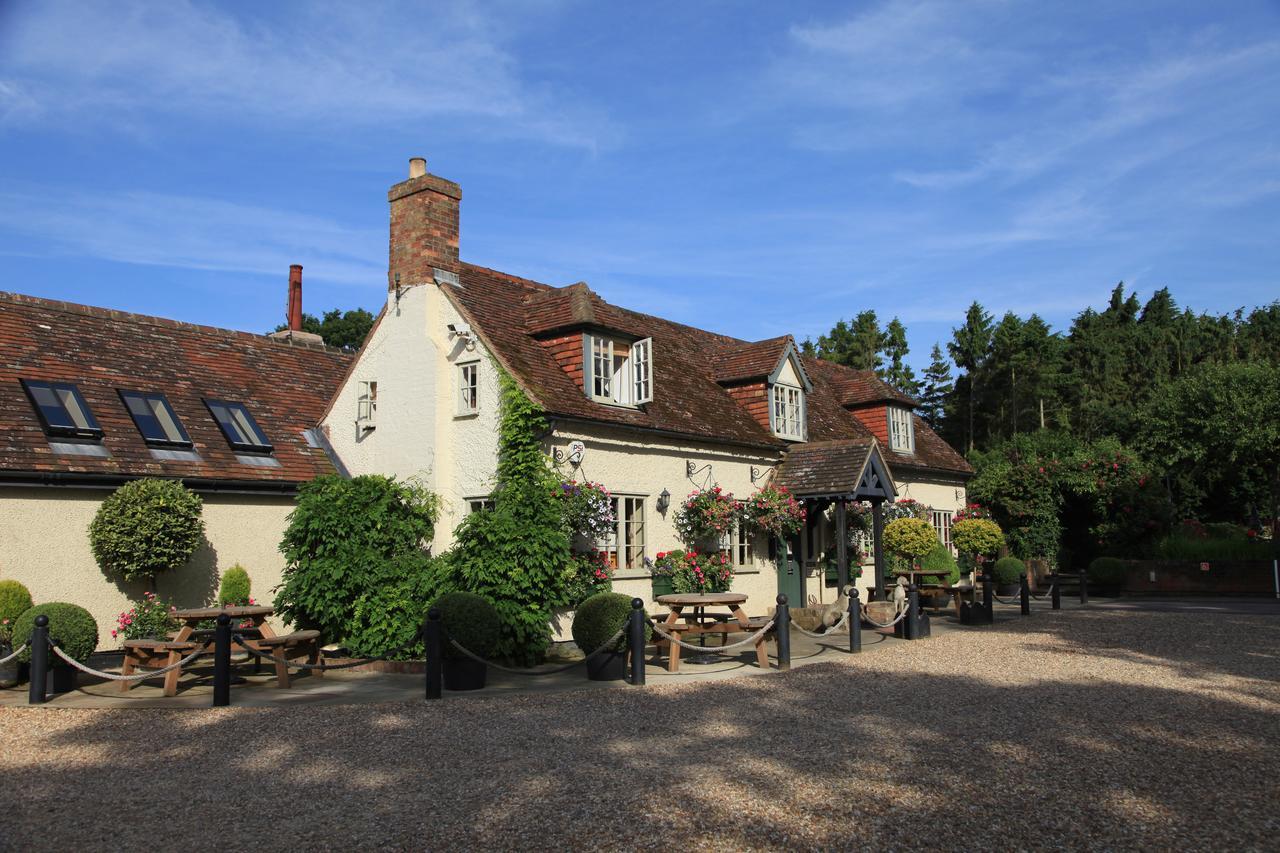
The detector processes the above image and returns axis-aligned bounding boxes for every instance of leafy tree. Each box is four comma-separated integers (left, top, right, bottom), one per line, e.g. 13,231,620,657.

878,318,919,396
948,301,993,452
918,344,953,429
274,307,376,351
89,479,205,588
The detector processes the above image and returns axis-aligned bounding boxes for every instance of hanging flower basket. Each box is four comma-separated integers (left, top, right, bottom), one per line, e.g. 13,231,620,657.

741,485,806,539
556,480,615,544
673,486,741,545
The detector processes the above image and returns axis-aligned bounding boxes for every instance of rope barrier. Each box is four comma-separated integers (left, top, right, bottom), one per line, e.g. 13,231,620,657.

646,619,776,654
0,643,28,666
1029,584,1057,600
49,643,205,682
230,633,425,671
789,610,851,639
446,626,627,675
859,605,910,630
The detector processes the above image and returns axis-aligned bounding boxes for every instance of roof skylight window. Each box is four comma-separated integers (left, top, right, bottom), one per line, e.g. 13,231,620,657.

119,390,192,447
20,379,103,439
204,399,273,453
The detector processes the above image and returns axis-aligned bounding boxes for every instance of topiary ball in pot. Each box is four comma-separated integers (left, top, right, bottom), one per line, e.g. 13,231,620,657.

1088,556,1127,588
435,591,499,691
572,592,649,681
14,602,98,694
994,557,1025,593
89,478,205,586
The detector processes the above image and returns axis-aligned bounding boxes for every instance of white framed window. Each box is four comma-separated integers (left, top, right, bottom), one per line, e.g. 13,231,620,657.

931,510,953,553
457,362,479,415
771,383,804,440
467,497,495,515
721,525,754,568
584,334,653,406
595,494,647,571
888,406,914,452
357,380,377,428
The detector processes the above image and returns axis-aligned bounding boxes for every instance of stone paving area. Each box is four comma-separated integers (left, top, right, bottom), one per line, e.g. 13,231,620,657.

1,600,1277,850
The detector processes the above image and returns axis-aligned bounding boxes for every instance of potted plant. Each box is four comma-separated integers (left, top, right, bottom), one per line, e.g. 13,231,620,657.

741,485,806,539
673,486,741,547
655,549,734,594
111,592,179,643
649,554,675,598
13,602,99,694
0,579,34,687
435,591,500,691
571,592,649,681
993,557,1025,596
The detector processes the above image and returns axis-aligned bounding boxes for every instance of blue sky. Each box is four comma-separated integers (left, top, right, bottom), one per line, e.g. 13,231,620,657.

1,1,1277,374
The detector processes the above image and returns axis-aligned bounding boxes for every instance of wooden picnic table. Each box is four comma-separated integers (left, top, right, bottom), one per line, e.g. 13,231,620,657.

654,593,771,673
171,605,276,642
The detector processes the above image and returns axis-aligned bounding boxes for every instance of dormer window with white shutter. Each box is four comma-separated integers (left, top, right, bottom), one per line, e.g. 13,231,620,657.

356,380,377,430
888,405,914,452
583,333,653,406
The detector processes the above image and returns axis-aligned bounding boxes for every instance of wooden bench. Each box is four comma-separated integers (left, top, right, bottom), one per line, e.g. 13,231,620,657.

120,639,199,697
253,630,322,688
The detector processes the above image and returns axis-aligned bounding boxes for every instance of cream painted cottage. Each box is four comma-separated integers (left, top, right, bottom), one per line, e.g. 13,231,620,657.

322,159,974,611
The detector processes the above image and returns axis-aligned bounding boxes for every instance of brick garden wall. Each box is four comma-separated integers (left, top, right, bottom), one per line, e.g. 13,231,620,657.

1124,559,1279,595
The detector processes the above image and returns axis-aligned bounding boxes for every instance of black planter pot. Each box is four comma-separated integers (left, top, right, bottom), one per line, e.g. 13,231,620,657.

443,657,487,691
0,645,19,688
586,650,627,682
46,665,77,695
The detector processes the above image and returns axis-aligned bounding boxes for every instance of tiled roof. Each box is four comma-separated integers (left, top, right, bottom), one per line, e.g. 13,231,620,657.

448,265,973,478
774,438,879,496
829,368,918,408
0,292,352,487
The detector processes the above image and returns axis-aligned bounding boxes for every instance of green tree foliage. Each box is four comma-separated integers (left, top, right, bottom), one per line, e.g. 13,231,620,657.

274,474,440,643
993,556,1025,585
918,344,953,428
442,369,573,665
571,591,647,655
274,307,376,351
217,565,252,606
883,517,937,562
879,318,919,397
948,301,994,452
89,479,205,587
14,602,98,664
434,591,501,660
0,579,34,625
1134,362,1280,525
813,310,886,371
918,543,960,585
951,518,1005,557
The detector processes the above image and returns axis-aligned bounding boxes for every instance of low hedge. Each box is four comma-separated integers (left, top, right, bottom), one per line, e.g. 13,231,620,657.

918,543,960,585
434,592,500,661
572,592,648,656
1088,556,1128,586
994,556,1025,586
14,602,98,664
0,579,34,624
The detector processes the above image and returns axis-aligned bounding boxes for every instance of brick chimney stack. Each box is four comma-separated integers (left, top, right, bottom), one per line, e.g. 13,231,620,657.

388,156,461,291
287,264,303,331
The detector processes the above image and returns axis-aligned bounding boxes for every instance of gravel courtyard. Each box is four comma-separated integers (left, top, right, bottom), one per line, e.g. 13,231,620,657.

2,607,1277,851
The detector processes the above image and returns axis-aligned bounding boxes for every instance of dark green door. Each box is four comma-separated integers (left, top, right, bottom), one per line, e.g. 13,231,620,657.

775,535,804,604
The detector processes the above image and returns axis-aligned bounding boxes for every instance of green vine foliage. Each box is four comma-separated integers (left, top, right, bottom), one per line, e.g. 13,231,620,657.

443,369,572,665
89,479,205,586
274,474,440,644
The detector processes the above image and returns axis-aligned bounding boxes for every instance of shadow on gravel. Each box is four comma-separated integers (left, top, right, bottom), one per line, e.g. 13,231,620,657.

4,612,1278,849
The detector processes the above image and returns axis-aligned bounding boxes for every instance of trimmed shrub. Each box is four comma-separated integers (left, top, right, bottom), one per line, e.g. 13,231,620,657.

0,579,34,624
435,591,500,661
1088,556,1128,586
919,543,960,585
994,556,1025,586
884,517,938,562
89,479,205,585
952,518,1006,558
217,565,252,606
572,592,648,656
14,602,98,664
347,552,451,659
274,474,439,641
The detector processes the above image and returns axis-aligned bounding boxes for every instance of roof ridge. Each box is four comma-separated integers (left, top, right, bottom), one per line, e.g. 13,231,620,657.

0,290,350,356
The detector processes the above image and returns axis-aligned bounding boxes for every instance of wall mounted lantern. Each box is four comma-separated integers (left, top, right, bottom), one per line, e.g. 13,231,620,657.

656,488,671,514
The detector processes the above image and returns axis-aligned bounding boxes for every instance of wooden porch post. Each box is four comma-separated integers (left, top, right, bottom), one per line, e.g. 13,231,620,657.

871,498,886,593
835,498,849,591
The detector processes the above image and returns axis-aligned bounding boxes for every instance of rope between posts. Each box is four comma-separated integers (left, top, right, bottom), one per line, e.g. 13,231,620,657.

49,643,205,682
447,626,628,675
860,605,910,629
991,591,1023,605
0,643,28,666
646,619,776,653
789,610,851,638
230,633,424,671
1029,584,1057,600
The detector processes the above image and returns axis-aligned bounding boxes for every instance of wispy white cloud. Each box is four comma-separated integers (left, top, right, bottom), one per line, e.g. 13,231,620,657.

0,189,384,287
0,0,608,149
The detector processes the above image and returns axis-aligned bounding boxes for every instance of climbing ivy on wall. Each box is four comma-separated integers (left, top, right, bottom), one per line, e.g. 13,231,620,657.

445,367,572,665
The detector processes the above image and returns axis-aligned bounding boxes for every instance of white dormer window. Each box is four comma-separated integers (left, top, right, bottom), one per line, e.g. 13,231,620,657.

771,383,805,440
357,381,377,429
584,334,653,406
888,406,914,452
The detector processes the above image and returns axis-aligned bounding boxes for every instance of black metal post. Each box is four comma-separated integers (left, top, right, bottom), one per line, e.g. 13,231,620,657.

628,598,646,686
424,607,442,700
1051,573,1061,610
212,613,231,708
905,584,920,640
1020,572,1031,616
847,587,861,653
982,564,994,622
871,500,886,592
27,614,48,705
1079,565,1089,605
775,594,791,671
